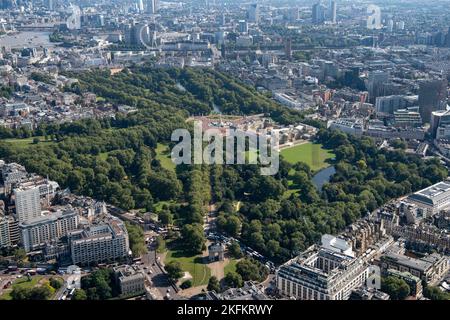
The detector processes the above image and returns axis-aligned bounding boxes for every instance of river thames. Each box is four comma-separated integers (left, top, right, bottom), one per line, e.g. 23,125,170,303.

0,31,54,49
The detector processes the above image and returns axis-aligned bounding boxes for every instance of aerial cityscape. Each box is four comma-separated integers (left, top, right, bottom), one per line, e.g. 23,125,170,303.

0,0,450,308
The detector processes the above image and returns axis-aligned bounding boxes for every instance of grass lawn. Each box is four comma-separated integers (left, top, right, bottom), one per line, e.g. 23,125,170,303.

154,200,175,212
2,136,55,149
224,259,239,276
165,249,211,287
0,276,44,300
155,143,176,172
280,142,335,172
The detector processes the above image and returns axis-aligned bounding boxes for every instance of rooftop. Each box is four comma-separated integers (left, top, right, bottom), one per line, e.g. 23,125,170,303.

19,210,77,227
382,252,435,272
408,180,450,206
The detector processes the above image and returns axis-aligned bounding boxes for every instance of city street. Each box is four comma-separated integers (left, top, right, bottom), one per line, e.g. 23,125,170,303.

141,242,178,300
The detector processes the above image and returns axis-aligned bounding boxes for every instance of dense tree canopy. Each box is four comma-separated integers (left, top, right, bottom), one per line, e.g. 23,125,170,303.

207,276,221,293
381,276,410,300
181,223,206,254
211,129,448,262
423,286,450,300
165,261,183,281
224,271,243,289
10,282,55,300
0,66,447,265
80,268,118,300
235,258,269,283
125,222,147,257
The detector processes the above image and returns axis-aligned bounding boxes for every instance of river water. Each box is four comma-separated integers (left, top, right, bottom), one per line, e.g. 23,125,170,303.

312,166,336,191
0,31,54,49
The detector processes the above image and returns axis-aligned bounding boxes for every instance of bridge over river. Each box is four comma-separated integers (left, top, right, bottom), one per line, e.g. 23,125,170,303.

17,26,55,32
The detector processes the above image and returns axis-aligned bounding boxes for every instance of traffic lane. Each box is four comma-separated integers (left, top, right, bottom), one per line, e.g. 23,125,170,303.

141,251,177,299
149,263,175,298
54,283,68,300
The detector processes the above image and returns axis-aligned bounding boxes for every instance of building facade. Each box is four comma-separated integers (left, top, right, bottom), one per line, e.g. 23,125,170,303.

0,216,10,248
248,3,260,23
20,210,79,252
276,235,370,300
14,185,41,223
418,79,447,123
406,181,450,217
380,251,449,284
114,265,145,296
69,217,129,265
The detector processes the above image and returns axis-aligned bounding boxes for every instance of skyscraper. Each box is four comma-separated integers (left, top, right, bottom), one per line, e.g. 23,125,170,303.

430,109,450,138
285,38,292,60
445,27,450,47
418,79,448,123
124,23,134,45
248,3,260,23
44,0,53,11
238,20,248,33
137,0,144,12
219,13,226,26
0,0,16,10
368,71,390,103
98,14,105,27
0,216,11,248
14,186,41,223
312,2,326,25
288,8,299,22
145,0,157,14
329,0,337,24
388,19,394,32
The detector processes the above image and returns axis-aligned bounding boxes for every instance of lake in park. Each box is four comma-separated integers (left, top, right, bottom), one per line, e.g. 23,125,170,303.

312,166,336,191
